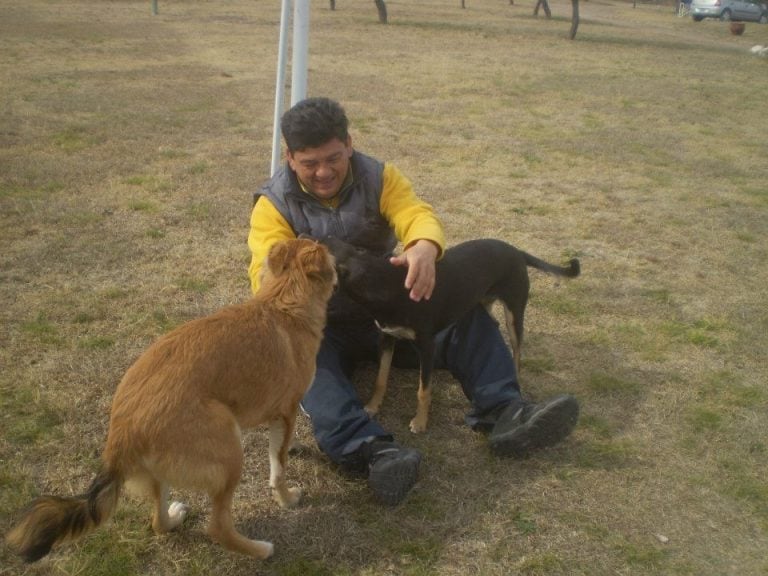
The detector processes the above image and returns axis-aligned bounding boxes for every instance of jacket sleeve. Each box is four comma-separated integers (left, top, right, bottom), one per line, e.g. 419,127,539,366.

379,163,446,257
247,196,296,294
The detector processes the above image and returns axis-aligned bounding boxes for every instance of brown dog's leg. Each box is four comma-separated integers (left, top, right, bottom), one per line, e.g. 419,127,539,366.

150,480,187,534
196,404,274,559
366,334,395,417
208,482,274,559
269,415,301,508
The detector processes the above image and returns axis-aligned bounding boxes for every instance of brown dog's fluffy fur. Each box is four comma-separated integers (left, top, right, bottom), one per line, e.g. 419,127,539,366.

6,238,336,562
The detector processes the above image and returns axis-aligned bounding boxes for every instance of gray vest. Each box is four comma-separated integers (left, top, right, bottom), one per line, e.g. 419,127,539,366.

256,151,397,257
255,151,396,325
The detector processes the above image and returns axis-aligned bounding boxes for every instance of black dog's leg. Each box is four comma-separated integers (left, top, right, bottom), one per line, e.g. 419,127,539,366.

366,334,395,417
410,336,435,433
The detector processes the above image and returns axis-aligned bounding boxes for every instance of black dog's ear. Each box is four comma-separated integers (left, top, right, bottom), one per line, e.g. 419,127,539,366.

335,262,350,281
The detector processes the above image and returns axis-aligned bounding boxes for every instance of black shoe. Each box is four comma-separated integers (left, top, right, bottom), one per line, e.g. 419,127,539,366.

489,395,579,458
365,441,421,506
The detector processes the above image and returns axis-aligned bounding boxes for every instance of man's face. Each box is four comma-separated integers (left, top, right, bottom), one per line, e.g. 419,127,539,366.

286,136,353,200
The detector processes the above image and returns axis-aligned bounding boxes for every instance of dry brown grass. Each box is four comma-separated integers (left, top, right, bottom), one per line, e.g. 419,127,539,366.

2,1,768,575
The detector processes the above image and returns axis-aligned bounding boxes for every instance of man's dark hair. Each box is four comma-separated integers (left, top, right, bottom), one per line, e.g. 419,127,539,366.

281,97,349,152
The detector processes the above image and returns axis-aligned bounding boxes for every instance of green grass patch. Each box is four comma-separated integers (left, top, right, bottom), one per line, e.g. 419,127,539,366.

615,538,669,569
517,552,565,574
511,508,538,535
574,439,638,470
586,372,641,397
579,413,615,439
699,370,765,408
0,180,65,201
0,467,37,513
0,384,63,445
74,311,97,323
21,312,62,345
79,335,116,350
51,125,95,153
103,287,130,300
188,161,209,175
176,276,212,294
660,318,725,348
128,198,159,213
157,147,190,159
521,355,556,374
124,175,154,186
152,310,183,332
394,537,442,575
726,475,768,521
275,558,341,576
685,406,722,434
401,490,444,523
59,507,150,576
641,288,673,305
186,201,213,220
531,291,586,317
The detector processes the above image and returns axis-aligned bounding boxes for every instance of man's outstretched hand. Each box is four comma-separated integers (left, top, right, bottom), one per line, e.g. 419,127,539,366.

389,239,439,302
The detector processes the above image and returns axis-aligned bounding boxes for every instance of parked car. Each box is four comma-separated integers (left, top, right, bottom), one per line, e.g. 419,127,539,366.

690,0,768,21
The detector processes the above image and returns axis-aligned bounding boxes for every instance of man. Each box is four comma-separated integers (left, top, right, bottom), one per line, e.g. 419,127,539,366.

248,97,579,506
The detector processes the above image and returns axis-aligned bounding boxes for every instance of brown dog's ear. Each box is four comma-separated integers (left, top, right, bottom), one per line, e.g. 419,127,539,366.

266,241,291,276
298,241,336,283
298,240,323,272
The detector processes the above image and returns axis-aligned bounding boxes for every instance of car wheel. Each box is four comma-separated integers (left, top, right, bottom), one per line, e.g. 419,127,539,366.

760,13,768,23
693,15,704,21
720,9,732,20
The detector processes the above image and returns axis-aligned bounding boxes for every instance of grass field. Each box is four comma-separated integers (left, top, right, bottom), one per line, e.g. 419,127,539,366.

2,0,768,574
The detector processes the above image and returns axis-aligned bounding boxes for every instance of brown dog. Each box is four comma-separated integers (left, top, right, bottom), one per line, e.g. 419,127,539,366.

6,238,336,562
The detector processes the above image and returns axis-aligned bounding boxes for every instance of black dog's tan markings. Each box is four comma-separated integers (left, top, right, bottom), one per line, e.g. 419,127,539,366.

322,237,580,433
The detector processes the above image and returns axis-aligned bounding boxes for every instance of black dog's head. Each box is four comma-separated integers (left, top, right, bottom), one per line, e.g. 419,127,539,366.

316,235,373,284
312,235,405,305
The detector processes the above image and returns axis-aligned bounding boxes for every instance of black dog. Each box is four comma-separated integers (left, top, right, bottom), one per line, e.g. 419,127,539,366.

321,236,580,433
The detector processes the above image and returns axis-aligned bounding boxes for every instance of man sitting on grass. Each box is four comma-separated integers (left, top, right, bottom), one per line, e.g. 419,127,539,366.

247,96,580,506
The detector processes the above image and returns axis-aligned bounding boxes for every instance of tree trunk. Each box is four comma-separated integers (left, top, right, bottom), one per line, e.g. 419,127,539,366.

569,0,580,39
534,0,552,18
374,0,388,23
330,0,336,10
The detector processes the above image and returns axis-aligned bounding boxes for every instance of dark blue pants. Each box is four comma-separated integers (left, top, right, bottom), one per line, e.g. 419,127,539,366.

301,305,521,465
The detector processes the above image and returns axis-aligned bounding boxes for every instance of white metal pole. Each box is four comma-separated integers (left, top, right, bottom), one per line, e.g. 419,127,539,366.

271,0,292,176
290,0,310,105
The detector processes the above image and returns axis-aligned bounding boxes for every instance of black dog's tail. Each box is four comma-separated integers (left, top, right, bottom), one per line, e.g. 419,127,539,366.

5,468,122,563
523,253,580,278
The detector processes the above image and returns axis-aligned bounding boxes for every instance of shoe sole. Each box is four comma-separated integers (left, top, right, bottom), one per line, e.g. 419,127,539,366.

490,395,579,458
368,454,420,506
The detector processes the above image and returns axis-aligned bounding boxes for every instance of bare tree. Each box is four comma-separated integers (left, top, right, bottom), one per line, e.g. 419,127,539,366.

534,0,552,17
329,1,387,22
330,0,579,38
374,0,388,22
534,0,580,39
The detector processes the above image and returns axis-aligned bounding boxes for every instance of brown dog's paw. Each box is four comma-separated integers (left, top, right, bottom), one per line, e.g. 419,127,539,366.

272,485,302,509
409,416,428,434
364,403,380,417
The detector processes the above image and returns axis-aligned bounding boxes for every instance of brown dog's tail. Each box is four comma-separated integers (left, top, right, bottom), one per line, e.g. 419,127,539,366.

523,253,580,278
5,468,121,563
